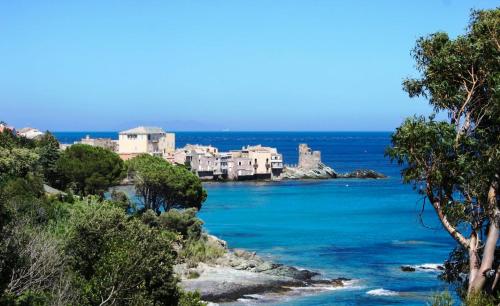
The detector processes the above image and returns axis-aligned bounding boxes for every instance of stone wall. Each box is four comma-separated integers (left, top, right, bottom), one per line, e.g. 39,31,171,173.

298,144,321,170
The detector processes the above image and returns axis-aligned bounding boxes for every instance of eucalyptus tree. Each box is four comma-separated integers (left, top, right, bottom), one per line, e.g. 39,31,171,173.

387,9,499,297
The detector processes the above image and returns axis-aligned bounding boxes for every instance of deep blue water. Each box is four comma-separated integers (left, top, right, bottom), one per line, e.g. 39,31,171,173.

54,132,455,305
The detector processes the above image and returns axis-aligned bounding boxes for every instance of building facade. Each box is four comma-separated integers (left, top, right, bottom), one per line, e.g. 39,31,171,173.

174,144,283,181
118,126,175,160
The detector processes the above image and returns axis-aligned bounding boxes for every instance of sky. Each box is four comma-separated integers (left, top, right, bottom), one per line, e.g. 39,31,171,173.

0,1,497,131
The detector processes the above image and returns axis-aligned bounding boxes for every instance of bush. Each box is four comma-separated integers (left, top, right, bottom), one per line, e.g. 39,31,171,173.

465,291,497,306
159,208,203,240
179,291,207,306
180,236,225,265
65,200,180,305
428,291,453,306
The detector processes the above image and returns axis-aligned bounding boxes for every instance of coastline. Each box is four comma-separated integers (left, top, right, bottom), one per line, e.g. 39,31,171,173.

176,235,351,304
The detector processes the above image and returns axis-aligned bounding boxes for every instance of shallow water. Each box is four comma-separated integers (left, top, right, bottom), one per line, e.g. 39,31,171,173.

55,131,456,305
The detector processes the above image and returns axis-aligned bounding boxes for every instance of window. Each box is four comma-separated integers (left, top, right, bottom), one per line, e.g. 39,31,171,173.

238,161,241,166
127,134,137,139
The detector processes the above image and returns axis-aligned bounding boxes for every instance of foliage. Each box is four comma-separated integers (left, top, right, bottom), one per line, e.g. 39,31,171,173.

109,189,132,212
55,144,125,196
0,147,40,185
179,291,207,306
428,291,453,306
0,130,208,305
34,132,60,186
159,208,203,240
387,8,500,297
127,154,207,213
180,236,225,265
465,291,498,306
65,200,180,305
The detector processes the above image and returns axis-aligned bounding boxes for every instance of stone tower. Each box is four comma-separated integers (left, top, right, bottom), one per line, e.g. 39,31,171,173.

298,144,321,170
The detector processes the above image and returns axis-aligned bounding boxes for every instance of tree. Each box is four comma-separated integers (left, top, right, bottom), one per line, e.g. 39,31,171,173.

35,132,61,186
65,201,180,305
387,9,499,297
55,144,124,196
127,154,207,214
0,148,40,185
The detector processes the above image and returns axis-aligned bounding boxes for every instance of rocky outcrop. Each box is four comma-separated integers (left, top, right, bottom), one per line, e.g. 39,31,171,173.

176,237,349,302
280,164,386,180
338,169,387,179
280,162,338,179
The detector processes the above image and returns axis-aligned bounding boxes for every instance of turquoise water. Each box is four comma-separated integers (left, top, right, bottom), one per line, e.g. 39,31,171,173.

54,132,456,305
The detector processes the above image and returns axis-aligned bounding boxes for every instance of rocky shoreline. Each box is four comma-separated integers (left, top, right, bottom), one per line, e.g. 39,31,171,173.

176,235,350,303
280,162,387,180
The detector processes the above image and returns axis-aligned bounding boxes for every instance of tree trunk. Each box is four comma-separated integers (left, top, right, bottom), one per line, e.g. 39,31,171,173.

468,184,499,294
468,231,480,292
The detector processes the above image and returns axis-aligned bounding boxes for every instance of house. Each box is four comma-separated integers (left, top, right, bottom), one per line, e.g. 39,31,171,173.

17,127,44,139
118,126,175,160
174,145,220,180
0,123,14,133
240,145,283,179
175,144,283,181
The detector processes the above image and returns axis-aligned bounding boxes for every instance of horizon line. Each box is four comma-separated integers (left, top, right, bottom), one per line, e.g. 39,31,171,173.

51,130,394,133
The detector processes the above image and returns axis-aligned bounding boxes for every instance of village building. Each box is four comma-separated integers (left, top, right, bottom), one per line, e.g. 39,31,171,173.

174,144,283,181
225,151,254,180
118,126,175,160
0,123,15,133
17,127,44,139
240,145,284,179
77,135,118,152
174,145,220,180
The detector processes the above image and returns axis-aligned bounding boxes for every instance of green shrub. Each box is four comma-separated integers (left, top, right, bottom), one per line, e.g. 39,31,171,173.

428,291,453,306
465,291,497,306
179,291,207,306
65,200,180,305
159,208,203,240
180,236,225,265
186,270,201,279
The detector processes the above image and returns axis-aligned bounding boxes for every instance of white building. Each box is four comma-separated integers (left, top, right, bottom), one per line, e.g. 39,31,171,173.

118,126,175,160
17,127,44,139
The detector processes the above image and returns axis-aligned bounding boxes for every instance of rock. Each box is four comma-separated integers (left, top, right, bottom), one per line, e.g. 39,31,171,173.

207,234,228,249
177,236,348,303
339,169,387,179
281,165,386,180
263,265,320,280
401,265,416,272
280,162,338,180
233,248,256,259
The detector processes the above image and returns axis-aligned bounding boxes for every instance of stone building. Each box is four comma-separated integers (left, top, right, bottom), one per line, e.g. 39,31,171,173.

174,145,220,180
298,144,321,170
174,144,283,181
118,126,175,160
240,145,283,179
77,135,118,152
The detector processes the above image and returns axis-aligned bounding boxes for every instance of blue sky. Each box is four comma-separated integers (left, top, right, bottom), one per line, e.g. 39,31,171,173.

0,1,497,131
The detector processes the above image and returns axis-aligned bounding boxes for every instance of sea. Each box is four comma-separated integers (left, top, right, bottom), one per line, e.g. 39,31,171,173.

53,131,456,305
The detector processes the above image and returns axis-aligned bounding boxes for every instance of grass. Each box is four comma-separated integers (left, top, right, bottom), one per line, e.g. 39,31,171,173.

180,235,225,265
